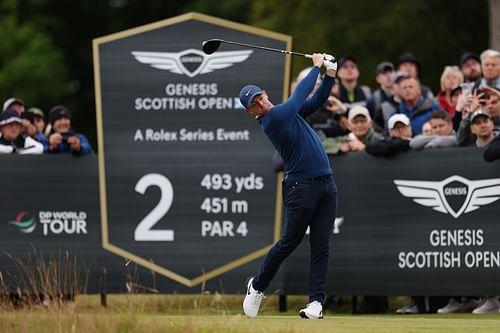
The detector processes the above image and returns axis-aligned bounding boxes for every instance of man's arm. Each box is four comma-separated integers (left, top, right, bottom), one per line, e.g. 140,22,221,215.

410,135,435,150
270,54,325,123
299,75,335,118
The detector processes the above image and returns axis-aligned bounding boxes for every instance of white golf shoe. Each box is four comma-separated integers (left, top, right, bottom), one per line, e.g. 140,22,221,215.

243,277,264,318
472,297,500,314
299,300,323,319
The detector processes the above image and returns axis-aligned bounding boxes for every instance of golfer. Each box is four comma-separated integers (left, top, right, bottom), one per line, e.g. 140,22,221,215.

239,53,338,319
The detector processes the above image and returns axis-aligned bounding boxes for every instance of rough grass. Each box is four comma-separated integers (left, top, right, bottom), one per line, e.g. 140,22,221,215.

1,295,500,333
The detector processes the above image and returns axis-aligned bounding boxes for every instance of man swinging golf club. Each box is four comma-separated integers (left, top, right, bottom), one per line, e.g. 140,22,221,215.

239,53,338,319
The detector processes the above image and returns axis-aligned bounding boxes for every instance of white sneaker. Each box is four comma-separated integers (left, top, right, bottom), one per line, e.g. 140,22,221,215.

396,303,419,314
299,301,323,319
243,277,264,318
438,298,464,314
472,297,500,314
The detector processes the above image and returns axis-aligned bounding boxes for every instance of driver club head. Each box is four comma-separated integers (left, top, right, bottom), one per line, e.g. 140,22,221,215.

202,39,222,55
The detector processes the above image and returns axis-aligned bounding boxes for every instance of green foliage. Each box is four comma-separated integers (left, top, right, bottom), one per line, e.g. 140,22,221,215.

0,0,68,110
247,0,489,90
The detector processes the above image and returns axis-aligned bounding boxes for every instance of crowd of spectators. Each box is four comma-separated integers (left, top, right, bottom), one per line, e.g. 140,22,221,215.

286,48,500,315
296,49,500,164
0,98,93,155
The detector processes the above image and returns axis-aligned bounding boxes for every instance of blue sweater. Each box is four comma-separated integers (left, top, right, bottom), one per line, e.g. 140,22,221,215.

258,67,334,182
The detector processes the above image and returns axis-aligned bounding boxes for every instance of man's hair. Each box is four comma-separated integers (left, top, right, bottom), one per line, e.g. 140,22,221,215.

480,49,500,62
429,110,452,123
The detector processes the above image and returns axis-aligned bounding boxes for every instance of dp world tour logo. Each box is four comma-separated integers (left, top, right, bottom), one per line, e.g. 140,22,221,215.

8,212,36,233
131,48,252,78
394,175,500,218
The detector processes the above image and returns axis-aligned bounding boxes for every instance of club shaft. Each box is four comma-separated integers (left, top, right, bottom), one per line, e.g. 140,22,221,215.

220,39,311,58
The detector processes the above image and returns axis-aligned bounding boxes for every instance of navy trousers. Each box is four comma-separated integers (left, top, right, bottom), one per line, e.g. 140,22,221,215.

252,175,337,303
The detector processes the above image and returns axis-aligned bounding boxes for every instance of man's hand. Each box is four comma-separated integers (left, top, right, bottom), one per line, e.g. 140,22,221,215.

67,135,81,152
324,54,337,77
49,133,62,151
311,53,325,68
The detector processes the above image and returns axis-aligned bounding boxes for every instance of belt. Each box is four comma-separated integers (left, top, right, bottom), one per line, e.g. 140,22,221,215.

310,174,332,181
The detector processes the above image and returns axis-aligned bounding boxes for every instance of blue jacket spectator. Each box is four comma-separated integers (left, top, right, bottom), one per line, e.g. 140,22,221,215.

47,105,94,155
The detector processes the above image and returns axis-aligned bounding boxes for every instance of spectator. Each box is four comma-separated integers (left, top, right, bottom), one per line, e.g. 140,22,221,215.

3,96,39,140
322,106,383,154
27,107,46,134
366,114,412,157
334,56,371,108
366,62,400,131
0,109,43,154
3,97,25,114
473,49,500,90
459,52,482,83
396,75,439,135
47,105,94,155
482,86,500,135
468,110,496,147
436,66,464,118
457,87,500,146
395,53,433,99
410,111,457,149
422,121,432,136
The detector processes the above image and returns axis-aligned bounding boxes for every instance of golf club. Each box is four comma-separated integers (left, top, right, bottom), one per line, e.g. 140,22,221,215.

202,39,335,62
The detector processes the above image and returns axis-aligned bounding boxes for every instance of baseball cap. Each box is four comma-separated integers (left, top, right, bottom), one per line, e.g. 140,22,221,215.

388,113,410,130
3,97,25,112
337,55,357,69
396,53,420,70
375,62,395,75
348,105,371,123
0,108,22,126
48,105,71,124
392,70,411,84
239,85,264,109
27,107,45,119
470,109,491,123
459,52,480,67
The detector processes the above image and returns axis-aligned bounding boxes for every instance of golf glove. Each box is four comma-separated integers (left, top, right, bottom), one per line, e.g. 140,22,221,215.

324,54,337,71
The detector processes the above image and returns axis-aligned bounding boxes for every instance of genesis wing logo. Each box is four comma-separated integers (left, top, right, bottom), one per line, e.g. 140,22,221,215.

394,175,500,218
131,48,253,78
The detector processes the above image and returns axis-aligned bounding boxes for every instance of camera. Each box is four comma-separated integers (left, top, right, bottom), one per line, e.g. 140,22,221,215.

61,131,75,144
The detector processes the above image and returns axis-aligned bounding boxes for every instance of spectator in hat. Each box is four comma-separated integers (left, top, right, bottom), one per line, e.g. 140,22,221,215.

3,97,25,114
457,86,500,146
475,49,500,90
47,105,94,155
2,96,40,140
459,52,482,83
410,110,457,150
436,66,464,118
366,113,412,157
463,110,496,147
27,107,46,134
366,62,400,131
0,109,43,154
22,107,49,150
395,75,439,135
396,52,433,99
322,105,383,154
334,56,372,109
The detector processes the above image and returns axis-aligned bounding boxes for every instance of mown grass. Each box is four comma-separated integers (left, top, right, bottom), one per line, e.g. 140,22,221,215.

1,294,500,333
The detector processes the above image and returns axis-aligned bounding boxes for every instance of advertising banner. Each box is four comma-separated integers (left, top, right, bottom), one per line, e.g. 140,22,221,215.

284,148,500,296
93,13,291,289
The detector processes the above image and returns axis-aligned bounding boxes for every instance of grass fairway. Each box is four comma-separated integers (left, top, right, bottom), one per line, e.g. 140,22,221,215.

1,295,500,333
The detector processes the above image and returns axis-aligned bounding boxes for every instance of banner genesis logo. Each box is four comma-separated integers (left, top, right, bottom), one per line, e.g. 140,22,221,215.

8,212,36,233
131,48,253,77
394,175,500,218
